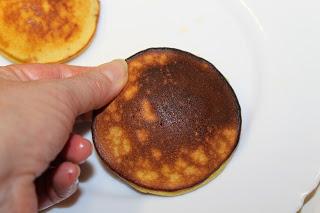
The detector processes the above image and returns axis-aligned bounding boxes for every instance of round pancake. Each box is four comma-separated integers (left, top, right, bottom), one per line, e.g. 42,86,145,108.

93,48,241,195
0,0,99,63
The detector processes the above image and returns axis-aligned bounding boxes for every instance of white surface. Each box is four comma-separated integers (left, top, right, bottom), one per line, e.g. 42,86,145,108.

1,0,320,212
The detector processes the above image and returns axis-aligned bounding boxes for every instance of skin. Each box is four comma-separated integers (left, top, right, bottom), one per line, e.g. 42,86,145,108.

0,60,128,212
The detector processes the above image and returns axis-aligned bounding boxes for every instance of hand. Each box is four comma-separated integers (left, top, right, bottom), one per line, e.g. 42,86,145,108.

0,60,128,212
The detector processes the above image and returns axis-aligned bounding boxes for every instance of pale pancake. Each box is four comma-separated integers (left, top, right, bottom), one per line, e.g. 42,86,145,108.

0,0,99,63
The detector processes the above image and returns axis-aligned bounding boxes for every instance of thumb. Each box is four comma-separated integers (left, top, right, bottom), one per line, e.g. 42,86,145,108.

53,59,128,115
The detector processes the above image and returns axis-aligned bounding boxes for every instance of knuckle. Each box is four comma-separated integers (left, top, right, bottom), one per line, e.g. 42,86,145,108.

85,72,112,104
1,65,29,81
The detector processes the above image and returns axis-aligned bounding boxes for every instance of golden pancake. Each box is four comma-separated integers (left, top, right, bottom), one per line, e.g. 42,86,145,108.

0,0,99,63
93,48,241,195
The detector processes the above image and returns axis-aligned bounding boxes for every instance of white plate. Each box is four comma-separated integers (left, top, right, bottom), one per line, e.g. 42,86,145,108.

1,0,320,212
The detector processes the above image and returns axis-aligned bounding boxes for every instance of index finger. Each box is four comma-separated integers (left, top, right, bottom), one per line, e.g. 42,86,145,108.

3,64,94,81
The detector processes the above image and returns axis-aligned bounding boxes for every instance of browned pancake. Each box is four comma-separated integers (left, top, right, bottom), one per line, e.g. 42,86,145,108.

92,48,241,195
0,0,99,63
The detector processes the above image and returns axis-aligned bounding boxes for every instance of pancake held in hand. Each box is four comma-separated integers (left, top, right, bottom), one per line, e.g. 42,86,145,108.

0,0,99,63
93,48,241,195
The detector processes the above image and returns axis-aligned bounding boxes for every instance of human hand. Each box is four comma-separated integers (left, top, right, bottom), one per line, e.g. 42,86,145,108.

0,60,128,212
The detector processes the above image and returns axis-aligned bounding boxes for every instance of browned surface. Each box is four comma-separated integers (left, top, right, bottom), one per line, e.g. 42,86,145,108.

0,0,99,63
2,1,79,42
93,48,241,192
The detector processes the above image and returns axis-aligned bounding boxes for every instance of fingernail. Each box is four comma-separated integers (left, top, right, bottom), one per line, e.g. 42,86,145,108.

67,179,79,196
100,59,128,85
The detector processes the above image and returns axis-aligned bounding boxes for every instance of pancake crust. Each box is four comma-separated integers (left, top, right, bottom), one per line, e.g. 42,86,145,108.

0,0,99,63
93,48,241,195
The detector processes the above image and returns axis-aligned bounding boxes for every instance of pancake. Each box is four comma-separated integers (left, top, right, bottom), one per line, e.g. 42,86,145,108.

92,48,241,195
0,0,99,63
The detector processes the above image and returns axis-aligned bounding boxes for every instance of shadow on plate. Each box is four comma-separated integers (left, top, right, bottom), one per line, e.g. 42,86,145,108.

79,161,95,182
73,121,91,136
56,188,83,208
